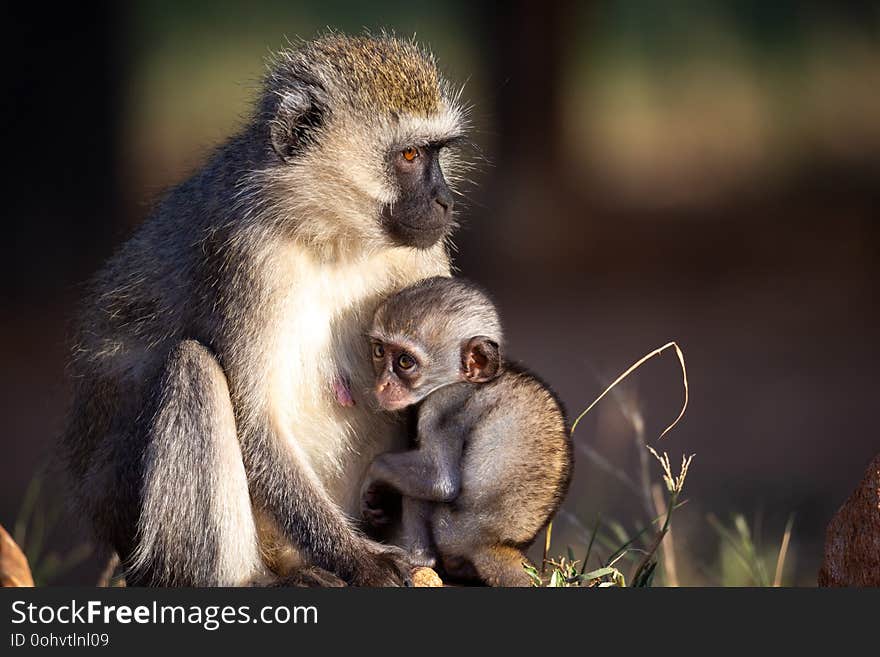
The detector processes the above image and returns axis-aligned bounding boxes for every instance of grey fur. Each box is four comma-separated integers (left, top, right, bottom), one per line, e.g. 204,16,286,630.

61,34,465,586
364,278,574,586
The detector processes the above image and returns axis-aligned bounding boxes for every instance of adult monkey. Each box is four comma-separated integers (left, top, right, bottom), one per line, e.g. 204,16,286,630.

62,34,467,586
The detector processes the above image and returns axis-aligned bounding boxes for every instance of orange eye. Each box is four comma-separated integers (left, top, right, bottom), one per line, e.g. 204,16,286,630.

402,147,419,162
372,343,385,359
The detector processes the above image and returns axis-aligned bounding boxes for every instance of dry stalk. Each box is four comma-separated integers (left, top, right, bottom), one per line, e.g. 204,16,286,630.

570,341,688,440
773,516,794,587
96,553,120,587
651,483,679,586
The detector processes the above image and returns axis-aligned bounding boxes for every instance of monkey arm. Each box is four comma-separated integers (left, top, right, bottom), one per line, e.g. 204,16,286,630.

368,438,463,503
399,497,437,567
241,421,398,583
243,423,417,586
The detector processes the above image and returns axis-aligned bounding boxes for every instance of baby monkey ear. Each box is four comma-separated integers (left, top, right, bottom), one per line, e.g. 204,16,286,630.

462,336,502,383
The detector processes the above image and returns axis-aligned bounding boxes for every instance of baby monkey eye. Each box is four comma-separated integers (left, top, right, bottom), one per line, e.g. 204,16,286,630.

372,343,385,359
397,353,416,370
401,146,419,162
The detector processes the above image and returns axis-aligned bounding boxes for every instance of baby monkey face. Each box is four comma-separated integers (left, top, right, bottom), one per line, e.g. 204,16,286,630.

368,333,502,412
369,340,425,411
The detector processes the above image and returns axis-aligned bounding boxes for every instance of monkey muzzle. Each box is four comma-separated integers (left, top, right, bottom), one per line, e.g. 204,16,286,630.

374,377,414,411
381,151,454,249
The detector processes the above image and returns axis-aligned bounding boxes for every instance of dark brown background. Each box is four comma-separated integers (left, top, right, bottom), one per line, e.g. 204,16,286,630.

2,1,878,585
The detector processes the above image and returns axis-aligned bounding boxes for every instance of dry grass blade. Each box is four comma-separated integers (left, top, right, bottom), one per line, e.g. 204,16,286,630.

571,341,689,441
651,483,679,586
97,553,121,587
631,449,694,584
773,515,794,587
542,522,553,574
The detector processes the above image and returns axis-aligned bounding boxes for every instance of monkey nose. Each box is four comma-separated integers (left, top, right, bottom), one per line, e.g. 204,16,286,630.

433,187,454,213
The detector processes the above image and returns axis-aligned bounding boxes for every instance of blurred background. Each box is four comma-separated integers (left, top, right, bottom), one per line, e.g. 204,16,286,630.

2,1,878,585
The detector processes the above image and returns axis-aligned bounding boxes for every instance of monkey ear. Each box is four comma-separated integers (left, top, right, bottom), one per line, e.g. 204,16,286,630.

462,336,502,383
269,82,326,163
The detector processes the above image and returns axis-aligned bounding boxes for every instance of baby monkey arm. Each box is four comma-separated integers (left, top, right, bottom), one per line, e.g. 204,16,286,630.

367,432,463,503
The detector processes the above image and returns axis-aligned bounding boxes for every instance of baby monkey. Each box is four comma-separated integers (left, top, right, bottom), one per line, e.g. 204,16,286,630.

362,277,573,586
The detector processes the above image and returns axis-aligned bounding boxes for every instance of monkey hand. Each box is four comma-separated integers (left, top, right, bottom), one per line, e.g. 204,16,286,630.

360,479,399,529
348,540,415,587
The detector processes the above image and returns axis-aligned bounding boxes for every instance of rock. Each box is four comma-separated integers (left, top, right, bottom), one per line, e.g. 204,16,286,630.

818,454,880,587
0,524,34,587
412,567,443,587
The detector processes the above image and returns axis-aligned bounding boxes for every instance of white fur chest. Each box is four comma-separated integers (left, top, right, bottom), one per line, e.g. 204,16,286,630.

267,241,449,508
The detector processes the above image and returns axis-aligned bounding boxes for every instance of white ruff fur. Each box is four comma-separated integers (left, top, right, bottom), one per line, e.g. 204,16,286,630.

268,240,449,513
391,107,464,147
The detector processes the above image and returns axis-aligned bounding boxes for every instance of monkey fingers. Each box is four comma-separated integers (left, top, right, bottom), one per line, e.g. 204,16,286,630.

361,482,397,528
350,541,415,587
362,505,393,528
274,566,347,588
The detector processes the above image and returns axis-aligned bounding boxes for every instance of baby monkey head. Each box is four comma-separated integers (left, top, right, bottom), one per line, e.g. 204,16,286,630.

369,277,503,411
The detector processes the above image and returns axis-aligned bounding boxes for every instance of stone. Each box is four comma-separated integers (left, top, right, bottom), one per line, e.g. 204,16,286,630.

412,566,443,587
0,524,34,587
818,454,880,586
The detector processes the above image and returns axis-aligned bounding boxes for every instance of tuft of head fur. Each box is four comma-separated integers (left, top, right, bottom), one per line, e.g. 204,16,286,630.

371,276,502,355
281,34,443,116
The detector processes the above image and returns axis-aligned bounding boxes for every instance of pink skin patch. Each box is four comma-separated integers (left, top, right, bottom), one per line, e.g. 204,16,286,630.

332,375,356,407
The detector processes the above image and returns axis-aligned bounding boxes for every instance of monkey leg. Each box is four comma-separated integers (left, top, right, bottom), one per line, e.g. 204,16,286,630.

400,497,437,568
431,508,533,587
467,546,534,587
127,340,265,586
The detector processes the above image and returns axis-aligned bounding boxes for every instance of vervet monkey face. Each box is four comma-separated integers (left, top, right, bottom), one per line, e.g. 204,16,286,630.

369,339,425,411
262,35,467,250
380,142,456,249
368,335,501,411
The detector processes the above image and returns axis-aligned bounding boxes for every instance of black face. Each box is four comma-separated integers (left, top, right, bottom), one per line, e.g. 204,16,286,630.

381,144,455,249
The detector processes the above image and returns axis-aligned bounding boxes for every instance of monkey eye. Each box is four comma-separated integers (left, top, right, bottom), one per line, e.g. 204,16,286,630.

401,147,419,162
397,353,417,370
372,343,385,359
